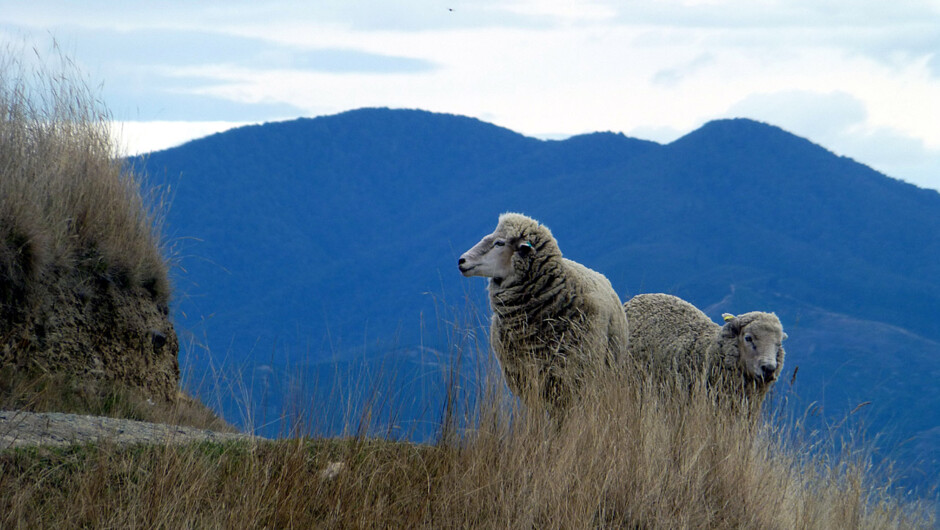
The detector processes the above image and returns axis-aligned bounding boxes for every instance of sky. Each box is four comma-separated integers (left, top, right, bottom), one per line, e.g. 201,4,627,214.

2,0,940,191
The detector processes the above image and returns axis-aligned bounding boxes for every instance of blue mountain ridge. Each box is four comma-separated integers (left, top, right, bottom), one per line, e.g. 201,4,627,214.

133,108,940,492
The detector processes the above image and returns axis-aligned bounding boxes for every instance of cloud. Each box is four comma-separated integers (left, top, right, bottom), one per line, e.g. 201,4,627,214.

651,53,715,87
929,52,940,77
493,0,618,23
7,25,435,121
726,91,867,139
30,27,438,74
0,0,539,33
605,1,940,74
603,0,940,29
106,88,304,122
112,120,258,155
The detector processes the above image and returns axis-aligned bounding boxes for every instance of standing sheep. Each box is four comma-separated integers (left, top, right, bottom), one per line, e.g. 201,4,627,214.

458,213,630,417
623,293,787,406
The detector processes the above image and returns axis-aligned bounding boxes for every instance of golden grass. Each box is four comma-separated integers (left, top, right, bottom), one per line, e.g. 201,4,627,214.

0,363,933,529
0,45,169,305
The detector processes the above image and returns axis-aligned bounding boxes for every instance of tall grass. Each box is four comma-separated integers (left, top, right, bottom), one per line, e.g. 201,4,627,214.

1,336,933,528
0,44,185,417
0,45,169,306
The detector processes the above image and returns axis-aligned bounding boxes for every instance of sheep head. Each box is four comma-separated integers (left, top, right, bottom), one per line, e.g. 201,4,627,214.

458,213,558,287
718,312,787,385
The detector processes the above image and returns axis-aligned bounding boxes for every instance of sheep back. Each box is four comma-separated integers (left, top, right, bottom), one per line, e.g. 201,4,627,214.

623,293,719,389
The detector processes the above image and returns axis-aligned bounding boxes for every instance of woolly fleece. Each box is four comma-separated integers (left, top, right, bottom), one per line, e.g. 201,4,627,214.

462,213,630,416
623,293,786,404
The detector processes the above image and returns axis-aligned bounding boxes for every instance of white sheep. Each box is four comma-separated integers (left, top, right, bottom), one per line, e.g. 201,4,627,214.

623,293,787,405
459,212,630,416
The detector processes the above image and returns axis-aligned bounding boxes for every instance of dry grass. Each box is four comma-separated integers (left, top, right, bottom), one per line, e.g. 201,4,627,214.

0,360,933,529
0,45,169,306
1,45,182,416
0,368,235,432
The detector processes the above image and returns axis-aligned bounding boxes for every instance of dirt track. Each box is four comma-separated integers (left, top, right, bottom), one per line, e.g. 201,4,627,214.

0,410,257,449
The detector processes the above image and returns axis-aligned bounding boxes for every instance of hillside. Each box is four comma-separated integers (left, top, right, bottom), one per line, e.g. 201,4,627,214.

3,374,933,528
136,108,940,490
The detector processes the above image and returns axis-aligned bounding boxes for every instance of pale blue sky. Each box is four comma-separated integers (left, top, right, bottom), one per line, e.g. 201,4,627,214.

3,0,939,191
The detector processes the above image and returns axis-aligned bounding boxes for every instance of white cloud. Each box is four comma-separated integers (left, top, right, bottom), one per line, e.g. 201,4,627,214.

652,53,716,87
493,0,618,22
626,124,684,144
112,121,258,155
726,91,867,140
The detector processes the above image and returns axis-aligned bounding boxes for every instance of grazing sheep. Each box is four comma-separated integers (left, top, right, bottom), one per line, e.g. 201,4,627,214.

458,213,630,416
623,293,787,405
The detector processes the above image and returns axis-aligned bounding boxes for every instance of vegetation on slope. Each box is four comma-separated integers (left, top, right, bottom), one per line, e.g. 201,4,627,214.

0,50,169,305
0,362,933,528
0,47,190,420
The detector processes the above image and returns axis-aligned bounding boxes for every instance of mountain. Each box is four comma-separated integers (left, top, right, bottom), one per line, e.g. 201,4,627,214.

134,108,940,491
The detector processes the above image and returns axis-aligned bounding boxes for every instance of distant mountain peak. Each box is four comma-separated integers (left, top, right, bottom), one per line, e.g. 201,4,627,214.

676,117,807,145
702,116,776,129
665,116,844,173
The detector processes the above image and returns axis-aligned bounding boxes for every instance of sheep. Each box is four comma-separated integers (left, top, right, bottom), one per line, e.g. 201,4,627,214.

458,212,630,417
623,293,787,407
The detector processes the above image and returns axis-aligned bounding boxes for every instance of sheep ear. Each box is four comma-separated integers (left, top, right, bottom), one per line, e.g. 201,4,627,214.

720,314,741,337
781,331,789,341
516,240,535,257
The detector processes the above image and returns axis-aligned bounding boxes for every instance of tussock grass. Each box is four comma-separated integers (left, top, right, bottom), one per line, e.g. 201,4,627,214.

0,357,933,528
1,44,183,412
0,46,169,306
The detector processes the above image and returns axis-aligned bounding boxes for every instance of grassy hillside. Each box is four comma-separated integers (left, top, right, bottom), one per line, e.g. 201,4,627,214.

0,363,933,528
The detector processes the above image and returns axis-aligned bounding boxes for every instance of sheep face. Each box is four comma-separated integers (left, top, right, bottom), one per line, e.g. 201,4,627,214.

720,314,787,384
458,223,534,286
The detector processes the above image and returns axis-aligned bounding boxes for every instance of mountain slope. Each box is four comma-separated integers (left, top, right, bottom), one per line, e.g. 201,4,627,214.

517,117,940,342
136,108,940,490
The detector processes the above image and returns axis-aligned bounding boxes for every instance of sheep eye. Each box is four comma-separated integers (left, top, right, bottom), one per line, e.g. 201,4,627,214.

494,240,506,247
744,335,754,343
